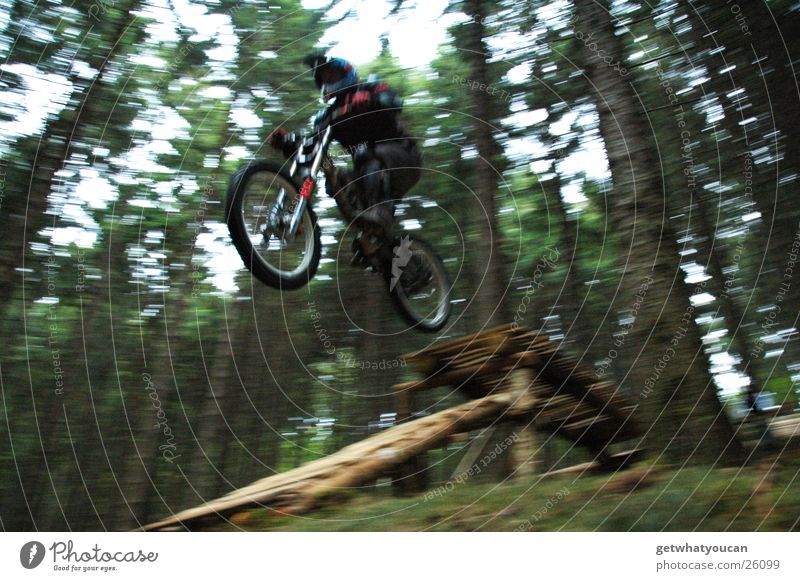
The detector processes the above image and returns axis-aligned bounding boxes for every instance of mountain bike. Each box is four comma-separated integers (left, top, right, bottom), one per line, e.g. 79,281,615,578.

225,109,451,332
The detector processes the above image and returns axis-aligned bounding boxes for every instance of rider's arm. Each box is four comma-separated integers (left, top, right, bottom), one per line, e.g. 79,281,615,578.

336,83,403,117
267,127,300,158
311,108,331,133
368,83,403,110
269,106,334,158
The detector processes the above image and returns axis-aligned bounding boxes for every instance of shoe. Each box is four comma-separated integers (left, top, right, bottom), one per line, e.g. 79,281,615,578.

357,204,393,238
351,235,383,269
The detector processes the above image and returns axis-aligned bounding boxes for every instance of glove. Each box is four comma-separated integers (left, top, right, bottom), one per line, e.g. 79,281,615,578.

267,127,289,150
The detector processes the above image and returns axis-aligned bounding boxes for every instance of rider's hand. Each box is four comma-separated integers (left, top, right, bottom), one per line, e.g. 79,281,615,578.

267,127,288,150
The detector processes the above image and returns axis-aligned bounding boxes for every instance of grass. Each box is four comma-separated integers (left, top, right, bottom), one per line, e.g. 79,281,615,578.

210,456,800,532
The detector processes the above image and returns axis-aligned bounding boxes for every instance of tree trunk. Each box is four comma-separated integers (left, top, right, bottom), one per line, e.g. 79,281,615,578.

463,0,508,328
683,1,800,375
547,173,601,362
183,297,245,506
117,294,188,530
573,0,743,464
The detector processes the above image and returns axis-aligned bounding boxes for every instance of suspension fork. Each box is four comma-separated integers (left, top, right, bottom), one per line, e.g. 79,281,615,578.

287,125,332,238
267,156,297,234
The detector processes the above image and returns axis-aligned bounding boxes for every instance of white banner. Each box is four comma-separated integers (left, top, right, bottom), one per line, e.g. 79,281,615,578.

1,532,797,580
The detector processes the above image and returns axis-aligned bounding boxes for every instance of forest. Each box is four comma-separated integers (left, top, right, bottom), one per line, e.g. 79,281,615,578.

1,0,799,532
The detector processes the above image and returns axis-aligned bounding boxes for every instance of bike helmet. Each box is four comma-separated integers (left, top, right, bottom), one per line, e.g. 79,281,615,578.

303,53,359,101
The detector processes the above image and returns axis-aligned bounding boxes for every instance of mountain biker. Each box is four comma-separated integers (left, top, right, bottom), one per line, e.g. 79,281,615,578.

267,54,422,260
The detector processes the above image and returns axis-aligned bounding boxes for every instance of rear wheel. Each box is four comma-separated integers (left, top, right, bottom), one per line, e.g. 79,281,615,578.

225,161,321,290
385,234,451,332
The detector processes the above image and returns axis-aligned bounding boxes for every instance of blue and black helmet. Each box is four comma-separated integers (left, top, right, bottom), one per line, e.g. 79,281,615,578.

303,53,359,100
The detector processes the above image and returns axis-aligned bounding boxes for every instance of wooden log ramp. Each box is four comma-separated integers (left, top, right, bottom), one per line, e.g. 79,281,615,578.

143,324,641,531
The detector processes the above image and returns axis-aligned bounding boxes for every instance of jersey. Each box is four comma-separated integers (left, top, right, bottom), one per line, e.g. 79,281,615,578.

312,79,417,153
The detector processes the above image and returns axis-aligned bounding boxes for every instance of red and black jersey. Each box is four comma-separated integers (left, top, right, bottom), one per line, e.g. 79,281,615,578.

313,80,416,152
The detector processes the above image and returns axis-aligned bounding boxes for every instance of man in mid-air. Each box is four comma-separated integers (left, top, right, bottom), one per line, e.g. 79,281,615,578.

267,53,421,264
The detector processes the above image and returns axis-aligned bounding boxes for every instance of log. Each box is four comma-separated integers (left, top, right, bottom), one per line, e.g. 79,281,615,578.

769,415,800,439
144,326,642,531
143,382,540,531
396,325,640,453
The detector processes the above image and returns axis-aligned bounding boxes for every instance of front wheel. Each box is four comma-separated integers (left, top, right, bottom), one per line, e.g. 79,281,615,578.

225,161,321,290
385,234,451,332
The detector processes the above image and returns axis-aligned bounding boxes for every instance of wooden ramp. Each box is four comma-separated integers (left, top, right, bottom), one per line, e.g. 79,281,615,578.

394,324,640,455
769,414,800,440
144,325,640,531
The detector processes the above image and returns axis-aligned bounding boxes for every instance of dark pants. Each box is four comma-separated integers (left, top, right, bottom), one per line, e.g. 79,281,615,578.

348,140,422,228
